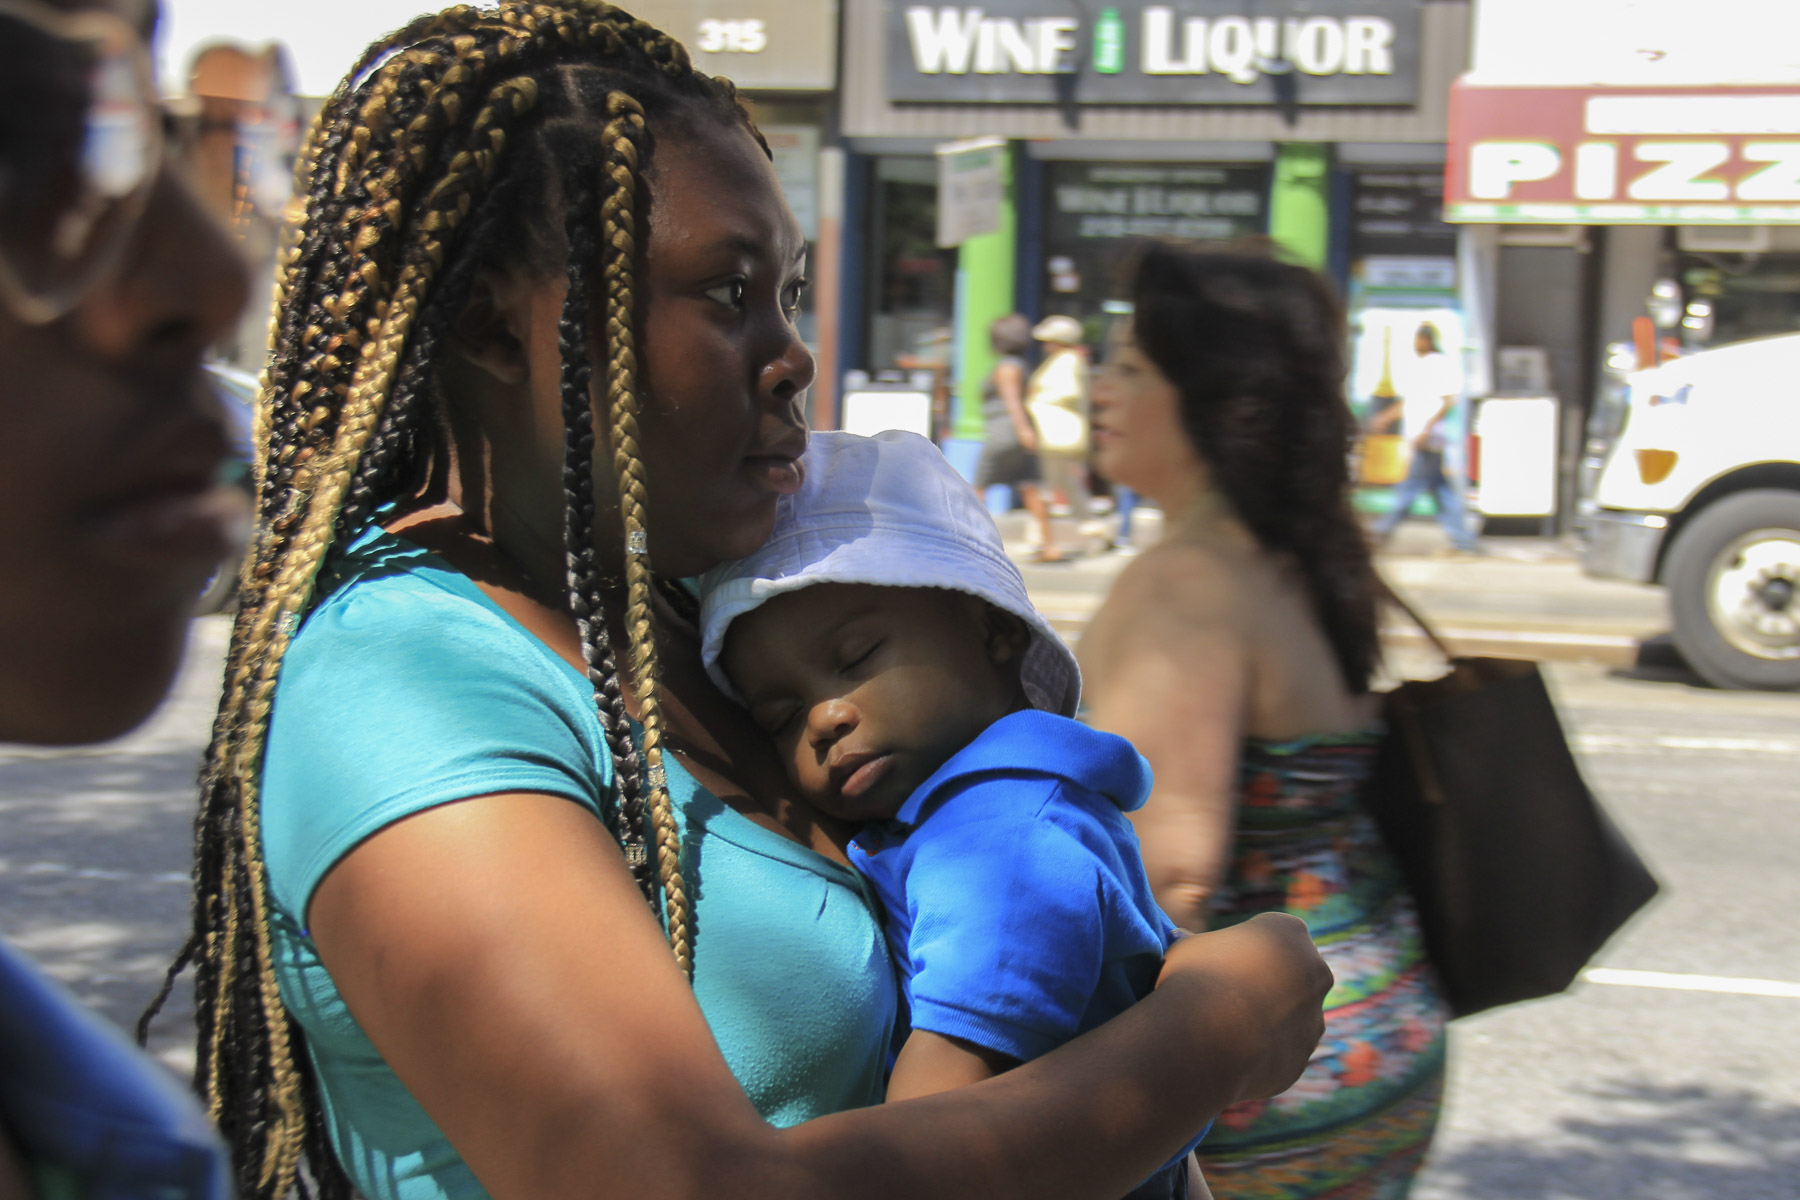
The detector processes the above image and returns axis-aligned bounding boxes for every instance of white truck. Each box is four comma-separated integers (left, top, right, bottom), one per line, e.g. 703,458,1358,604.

1580,332,1800,690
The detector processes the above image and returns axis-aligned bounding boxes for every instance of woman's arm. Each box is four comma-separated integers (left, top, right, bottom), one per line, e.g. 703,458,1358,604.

1079,552,1252,932
309,790,1325,1200
995,359,1037,451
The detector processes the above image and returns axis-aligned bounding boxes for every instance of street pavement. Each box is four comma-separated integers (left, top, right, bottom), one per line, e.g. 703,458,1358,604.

1012,508,1669,669
0,517,1796,1197
1024,509,1800,1199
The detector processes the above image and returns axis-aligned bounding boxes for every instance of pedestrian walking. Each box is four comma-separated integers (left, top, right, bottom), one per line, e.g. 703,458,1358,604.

1080,241,1450,1200
1369,323,1480,554
977,313,1062,560
0,0,249,1193
1028,314,1095,527
1111,484,1142,552
141,8,1332,1198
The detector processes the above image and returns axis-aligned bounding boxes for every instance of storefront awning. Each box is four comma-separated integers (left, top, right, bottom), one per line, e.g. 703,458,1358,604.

1444,81,1800,225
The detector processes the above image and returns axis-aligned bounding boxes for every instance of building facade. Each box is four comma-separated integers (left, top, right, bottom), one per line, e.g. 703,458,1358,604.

615,0,846,420
1445,0,1800,521
834,0,1471,453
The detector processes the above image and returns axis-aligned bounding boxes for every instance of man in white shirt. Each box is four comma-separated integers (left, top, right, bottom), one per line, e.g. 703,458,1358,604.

1370,323,1479,553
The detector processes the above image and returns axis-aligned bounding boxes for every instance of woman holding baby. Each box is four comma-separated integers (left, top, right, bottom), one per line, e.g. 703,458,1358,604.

149,7,1329,1200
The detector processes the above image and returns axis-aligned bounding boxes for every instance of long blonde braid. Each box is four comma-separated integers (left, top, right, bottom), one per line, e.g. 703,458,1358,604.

595,90,693,974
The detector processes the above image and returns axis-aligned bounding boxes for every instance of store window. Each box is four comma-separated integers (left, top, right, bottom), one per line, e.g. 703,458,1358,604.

1348,167,1457,303
1345,166,1462,435
1041,160,1270,342
869,156,957,372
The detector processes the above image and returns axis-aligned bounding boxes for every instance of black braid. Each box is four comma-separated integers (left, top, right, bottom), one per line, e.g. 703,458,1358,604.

556,159,655,898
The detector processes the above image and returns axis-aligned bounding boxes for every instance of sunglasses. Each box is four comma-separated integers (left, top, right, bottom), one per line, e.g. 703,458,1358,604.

0,0,162,324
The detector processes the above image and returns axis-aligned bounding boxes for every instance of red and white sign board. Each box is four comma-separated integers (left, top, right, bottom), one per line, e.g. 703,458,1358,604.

1445,82,1800,225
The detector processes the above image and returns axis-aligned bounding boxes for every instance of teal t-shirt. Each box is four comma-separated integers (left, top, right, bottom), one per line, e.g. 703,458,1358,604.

260,528,896,1200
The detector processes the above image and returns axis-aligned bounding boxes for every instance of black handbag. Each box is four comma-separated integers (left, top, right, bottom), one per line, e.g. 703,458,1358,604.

1365,597,1661,1018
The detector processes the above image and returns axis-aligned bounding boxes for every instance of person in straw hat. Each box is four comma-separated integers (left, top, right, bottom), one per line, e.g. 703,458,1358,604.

1028,314,1097,540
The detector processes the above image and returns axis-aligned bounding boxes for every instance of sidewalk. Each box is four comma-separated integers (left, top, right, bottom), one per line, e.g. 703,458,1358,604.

1002,508,1670,667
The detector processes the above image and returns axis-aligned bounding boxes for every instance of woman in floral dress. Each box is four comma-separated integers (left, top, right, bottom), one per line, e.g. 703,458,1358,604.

1078,241,1449,1199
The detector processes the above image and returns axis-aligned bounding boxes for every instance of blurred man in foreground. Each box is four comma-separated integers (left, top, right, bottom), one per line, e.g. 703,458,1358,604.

0,0,247,1193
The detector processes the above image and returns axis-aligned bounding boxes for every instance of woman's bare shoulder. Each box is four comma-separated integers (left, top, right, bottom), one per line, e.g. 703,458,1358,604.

1081,541,1256,682
1104,538,1249,625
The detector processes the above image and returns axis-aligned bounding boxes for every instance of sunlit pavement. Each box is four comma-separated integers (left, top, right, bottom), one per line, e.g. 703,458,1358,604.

2,575,1797,1196
1004,507,1670,668
1407,662,1800,1200
0,617,226,1079
1014,506,1800,1199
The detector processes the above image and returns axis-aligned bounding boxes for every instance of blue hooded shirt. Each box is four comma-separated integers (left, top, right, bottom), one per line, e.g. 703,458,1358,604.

849,709,1179,1062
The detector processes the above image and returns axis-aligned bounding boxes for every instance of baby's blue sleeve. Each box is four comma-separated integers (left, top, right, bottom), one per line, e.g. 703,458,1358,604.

899,783,1107,1062
260,575,609,927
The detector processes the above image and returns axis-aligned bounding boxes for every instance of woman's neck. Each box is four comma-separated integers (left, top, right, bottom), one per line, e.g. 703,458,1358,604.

1162,486,1253,551
401,497,633,605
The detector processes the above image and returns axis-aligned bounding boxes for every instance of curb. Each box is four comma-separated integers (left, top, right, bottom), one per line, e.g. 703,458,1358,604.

1036,607,1651,667
1378,624,1646,667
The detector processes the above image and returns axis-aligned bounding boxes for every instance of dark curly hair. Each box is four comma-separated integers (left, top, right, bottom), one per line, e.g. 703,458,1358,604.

1124,238,1382,693
989,312,1033,356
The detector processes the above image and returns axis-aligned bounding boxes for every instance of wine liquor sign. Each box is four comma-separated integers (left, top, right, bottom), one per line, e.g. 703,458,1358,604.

1445,83,1800,225
884,0,1422,105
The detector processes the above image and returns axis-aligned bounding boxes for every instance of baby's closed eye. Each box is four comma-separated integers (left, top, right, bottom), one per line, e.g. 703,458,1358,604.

748,698,801,736
833,637,883,676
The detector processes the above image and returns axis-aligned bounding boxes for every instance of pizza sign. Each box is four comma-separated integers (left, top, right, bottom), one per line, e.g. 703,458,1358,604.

1445,83,1800,225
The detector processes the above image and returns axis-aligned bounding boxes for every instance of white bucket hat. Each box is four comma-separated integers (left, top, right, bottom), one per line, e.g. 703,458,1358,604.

698,430,1082,718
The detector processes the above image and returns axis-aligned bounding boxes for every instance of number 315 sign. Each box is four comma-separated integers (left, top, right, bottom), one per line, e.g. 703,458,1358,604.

1445,83,1800,225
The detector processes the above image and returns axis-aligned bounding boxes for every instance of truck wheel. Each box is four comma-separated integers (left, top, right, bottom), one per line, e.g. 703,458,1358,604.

1664,489,1800,690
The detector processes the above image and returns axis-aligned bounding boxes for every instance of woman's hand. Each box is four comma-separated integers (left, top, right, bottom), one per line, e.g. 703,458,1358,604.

1156,914,1332,1105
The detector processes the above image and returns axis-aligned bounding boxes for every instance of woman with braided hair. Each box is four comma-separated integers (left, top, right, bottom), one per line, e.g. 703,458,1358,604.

142,7,1332,1199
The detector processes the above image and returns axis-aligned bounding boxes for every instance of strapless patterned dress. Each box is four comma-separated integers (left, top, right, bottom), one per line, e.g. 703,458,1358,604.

1197,730,1449,1200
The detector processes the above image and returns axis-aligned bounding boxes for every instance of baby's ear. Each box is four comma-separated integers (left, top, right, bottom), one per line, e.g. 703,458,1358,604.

982,605,1032,666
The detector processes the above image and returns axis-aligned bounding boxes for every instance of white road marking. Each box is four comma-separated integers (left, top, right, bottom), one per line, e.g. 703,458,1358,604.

1572,732,1800,755
1584,968,1800,999
1381,626,1641,648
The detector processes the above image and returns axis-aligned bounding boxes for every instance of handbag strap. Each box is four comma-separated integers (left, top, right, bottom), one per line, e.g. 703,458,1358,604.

1379,579,1457,665
1376,579,1455,807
